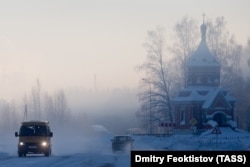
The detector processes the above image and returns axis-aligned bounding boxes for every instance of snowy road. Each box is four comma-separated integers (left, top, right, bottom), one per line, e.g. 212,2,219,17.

0,128,130,167
0,152,130,167
1,127,250,167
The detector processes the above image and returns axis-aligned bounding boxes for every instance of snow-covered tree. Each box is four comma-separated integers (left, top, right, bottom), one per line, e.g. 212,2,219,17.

206,17,242,90
136,26,175,133
171,16,199,87
235,38,250,131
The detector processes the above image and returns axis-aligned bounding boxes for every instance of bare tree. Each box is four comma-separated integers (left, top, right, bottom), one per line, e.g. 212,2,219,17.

43,92,56,122
245,39,250,69
234,38,250,130
248,39,250,68
0,100,10,133
136,26,174,133
206,17,242,89
54,89,70,125
9,100,19,131
30,79,42,120
43,89,70,127
171,16,199,87
0,99,18,133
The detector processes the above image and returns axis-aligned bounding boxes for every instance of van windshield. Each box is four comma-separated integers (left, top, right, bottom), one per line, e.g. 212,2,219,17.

19,125,48,136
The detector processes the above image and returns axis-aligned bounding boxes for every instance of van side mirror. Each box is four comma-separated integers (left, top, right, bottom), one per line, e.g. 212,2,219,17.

15,132,18,137
50,132,53,137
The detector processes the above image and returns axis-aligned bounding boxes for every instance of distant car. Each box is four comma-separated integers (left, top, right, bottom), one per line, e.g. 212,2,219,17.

111,135,134,153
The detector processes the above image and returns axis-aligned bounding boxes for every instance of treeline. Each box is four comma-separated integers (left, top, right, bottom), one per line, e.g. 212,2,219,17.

0,79,89,134
0,80,140,135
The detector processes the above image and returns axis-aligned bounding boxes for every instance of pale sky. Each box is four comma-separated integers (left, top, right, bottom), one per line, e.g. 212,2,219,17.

0,0,249,100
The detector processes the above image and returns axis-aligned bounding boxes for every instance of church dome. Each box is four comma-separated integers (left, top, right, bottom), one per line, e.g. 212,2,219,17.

187,22,220,68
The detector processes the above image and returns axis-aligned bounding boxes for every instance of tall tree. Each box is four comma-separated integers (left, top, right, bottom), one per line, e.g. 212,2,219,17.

30,79,42,120
0,99,18,133
0,100,10,132
137,26,174,133
235,38,250,130
244,39,250,69
43,92,55,122
206,16,242,89
171,16,199,87
54,89,70,125
43,90,70,127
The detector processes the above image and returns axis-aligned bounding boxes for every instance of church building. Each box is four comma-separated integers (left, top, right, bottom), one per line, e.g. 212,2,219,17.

173,20,236,129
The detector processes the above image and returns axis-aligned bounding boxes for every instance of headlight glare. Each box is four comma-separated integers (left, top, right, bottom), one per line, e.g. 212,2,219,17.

41,141,47,147
19,142,24,146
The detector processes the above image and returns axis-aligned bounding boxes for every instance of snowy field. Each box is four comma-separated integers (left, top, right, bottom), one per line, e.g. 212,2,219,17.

1,127,250,167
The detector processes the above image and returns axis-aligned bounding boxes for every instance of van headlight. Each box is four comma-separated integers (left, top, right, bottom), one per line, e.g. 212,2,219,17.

19,142,25,146
41,142,47,147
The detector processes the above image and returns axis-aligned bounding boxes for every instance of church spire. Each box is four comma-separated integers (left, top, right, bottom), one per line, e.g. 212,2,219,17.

186,14,221,87
200,13,207,41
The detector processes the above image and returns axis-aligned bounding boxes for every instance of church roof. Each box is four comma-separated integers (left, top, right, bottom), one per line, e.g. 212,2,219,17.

173,86,235,109
202,88,232,109
187,23,220,68
187,40,220,67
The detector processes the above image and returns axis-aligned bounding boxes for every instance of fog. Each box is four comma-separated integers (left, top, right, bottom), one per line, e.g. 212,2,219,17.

0,0,250,101
0,0,250,156
65,87,140,133
241,41,250,79
0,87,140,156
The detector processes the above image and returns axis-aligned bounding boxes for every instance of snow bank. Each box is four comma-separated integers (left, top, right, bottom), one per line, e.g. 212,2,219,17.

0,152,8,158
91,124,113,136
226,120,237,129
205,120,218,129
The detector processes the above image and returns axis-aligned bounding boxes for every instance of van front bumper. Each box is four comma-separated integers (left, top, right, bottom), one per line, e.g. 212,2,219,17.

18,142,51,154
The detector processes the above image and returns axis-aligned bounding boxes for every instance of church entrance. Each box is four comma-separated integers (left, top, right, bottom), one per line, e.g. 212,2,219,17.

213,113,226,126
